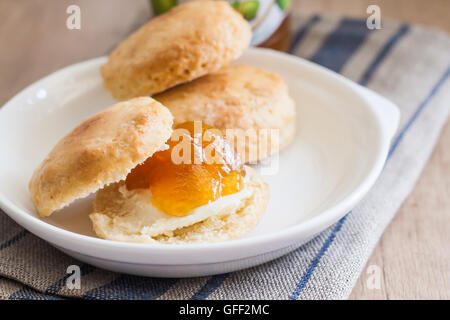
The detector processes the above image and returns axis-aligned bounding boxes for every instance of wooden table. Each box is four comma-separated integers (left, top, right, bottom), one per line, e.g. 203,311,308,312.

1,0,448,299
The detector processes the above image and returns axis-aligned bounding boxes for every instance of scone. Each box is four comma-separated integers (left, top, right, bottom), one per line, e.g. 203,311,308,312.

29,98,269,244
90,121,269,244
29,97,173,217
101,1,251,100
154,64,296,163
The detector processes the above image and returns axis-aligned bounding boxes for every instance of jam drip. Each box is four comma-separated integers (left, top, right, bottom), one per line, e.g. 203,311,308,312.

125,121,244,217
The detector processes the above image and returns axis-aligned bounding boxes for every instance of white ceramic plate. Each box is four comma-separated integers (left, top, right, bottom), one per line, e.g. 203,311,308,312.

0,48,399,277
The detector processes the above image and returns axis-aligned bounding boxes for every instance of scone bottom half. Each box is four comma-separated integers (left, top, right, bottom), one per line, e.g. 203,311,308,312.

90,166,268,244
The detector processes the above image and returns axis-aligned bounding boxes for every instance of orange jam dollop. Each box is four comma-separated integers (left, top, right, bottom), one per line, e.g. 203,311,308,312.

125,121,244,217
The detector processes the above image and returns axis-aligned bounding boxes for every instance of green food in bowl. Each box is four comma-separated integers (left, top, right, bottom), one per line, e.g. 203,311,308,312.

231,0,260,20
151,0,178,15
276,0,290,11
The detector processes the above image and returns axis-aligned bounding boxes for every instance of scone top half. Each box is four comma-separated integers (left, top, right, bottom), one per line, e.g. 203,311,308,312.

101,1,252,100
29,97,173,217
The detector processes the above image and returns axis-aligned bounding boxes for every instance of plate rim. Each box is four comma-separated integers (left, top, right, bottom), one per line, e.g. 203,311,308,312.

0,48,399,264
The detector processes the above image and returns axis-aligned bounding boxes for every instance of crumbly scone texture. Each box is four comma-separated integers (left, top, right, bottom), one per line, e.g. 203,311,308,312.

29,97,173,217
154,64,297,162
90,166,269,244
101,1,252,101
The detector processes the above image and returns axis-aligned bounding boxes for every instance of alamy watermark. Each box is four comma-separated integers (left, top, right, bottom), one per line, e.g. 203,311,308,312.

365,264,382,290
168,121,280,175
367,5,382,30
66,264,81,290
66,5,81,30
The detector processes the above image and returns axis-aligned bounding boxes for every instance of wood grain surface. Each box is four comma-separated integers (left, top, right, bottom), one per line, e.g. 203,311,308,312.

0,0,448,300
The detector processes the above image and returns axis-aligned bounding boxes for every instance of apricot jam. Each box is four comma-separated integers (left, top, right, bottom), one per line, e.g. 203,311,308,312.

125,121,244,217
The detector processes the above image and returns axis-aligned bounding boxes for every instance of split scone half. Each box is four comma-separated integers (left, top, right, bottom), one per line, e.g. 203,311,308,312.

90,166,268,244
29,97,173,217
29,97,269,244
154,65,296,163
101,1,251,100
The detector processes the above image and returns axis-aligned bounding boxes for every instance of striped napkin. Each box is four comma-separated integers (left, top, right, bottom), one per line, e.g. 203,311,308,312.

1,14,449,300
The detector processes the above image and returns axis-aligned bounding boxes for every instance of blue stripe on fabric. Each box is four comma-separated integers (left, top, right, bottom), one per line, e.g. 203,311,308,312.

388,66,450,159
288,15,321,53
188,17,375,301
0,229,28,251
290,66,450,299
359,24,410,86
289,215,348,300
83,275,177,300
310,18,372,72
190,273,229,300
10,264,96,299
9,285,64,300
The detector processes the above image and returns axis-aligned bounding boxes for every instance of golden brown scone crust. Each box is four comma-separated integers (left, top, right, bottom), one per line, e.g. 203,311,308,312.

90,166,269,244
101,1,251,101
154,65,296,162
29,97,173,217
